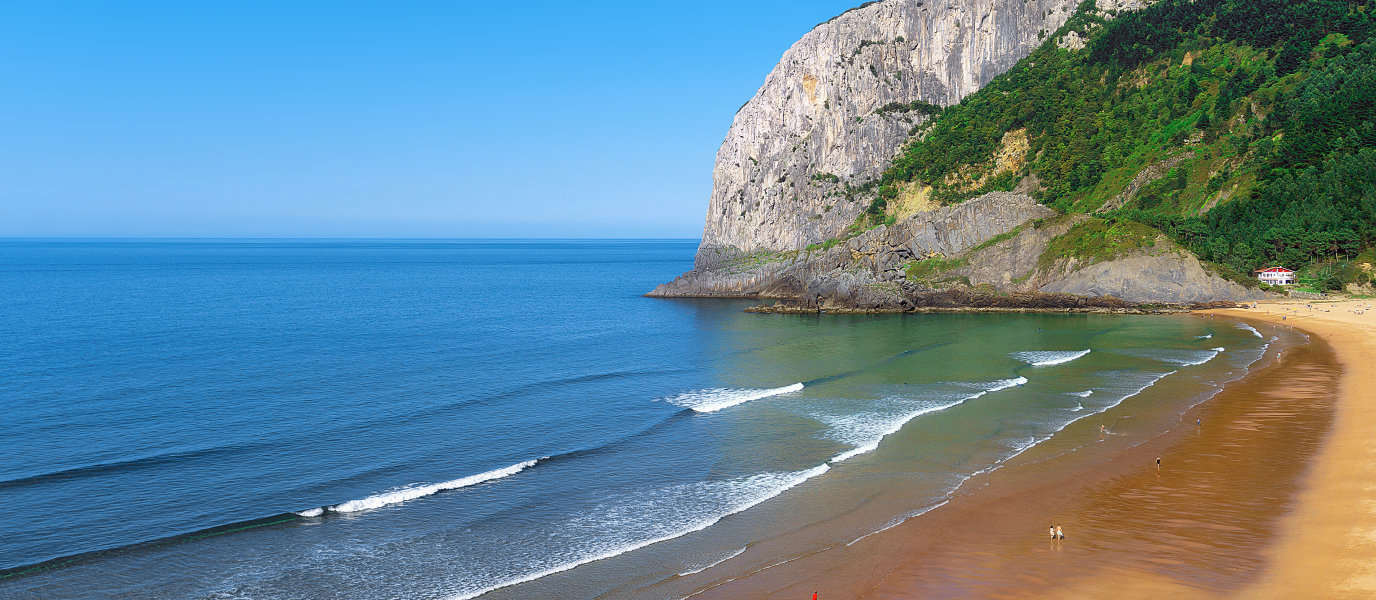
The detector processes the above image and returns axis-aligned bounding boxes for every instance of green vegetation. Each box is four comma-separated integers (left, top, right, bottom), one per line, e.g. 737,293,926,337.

858,0,1376,282
1036,218,1160,273
969,224,1027,253
905,256,969,281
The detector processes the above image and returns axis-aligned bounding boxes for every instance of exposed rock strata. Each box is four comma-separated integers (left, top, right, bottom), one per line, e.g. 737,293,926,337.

655,0,1263,310
651,191,1269,307
1039,253,1269,303
698,0,1080,266
650,192,1053,301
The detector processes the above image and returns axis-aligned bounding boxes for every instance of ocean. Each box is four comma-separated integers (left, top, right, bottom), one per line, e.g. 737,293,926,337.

0,240,1294,599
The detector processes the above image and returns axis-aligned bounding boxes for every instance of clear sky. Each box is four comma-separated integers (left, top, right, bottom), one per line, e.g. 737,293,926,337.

0,1,862,238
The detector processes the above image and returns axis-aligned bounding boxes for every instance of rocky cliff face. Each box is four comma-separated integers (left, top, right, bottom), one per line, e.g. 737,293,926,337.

650,192,1054,300
697,0,1080,268
654,0,1265,308
948,216,1269,303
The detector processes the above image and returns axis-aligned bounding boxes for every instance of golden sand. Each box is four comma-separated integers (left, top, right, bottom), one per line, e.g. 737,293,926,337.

1213,300,1376,599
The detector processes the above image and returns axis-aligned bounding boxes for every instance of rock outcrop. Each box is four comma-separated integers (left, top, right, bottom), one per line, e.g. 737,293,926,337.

653,0,1268,309
1038,253,1268,303
697,0,1080,267
649,192,1054,300
651,190,1269,306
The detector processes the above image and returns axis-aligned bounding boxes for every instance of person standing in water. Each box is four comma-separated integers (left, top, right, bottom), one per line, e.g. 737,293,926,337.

1049,525,1056,539
1055,524,1065,540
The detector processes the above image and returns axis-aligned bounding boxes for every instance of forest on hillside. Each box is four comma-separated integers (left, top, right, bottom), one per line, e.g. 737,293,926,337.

868,0,1376,290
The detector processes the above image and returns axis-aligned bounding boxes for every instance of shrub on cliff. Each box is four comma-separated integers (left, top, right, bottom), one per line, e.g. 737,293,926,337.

869,0,1376,278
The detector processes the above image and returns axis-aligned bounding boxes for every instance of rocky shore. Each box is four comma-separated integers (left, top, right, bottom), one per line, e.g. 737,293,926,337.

744,290,1240,314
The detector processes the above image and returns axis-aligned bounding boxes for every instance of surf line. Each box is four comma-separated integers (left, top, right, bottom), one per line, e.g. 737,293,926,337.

1012,349,1091,367
448,463,832,600
297,459,541,517
829,377,1027,464
666,382,804,413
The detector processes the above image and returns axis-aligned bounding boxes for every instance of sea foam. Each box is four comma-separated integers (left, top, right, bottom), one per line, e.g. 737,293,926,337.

666,383,804,413
1011,349,1091,366
447,463,830,600
1238,323,1264,338
824,378,1026,463
1116,347,1223,366
298,459,539,516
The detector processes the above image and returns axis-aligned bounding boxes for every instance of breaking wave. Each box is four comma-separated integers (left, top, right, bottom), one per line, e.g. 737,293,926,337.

823,378,1026,463
1011,349,1091,366
297,459,539,516
1116,347,1224,367
666,383,804,413
1238,323,1263,338
447,464,830,600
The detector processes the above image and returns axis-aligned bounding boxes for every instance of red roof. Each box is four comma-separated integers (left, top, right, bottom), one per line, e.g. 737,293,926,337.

1256,267,1294,274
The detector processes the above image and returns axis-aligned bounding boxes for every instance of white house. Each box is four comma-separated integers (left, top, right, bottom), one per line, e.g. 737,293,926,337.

1256,267,1295,285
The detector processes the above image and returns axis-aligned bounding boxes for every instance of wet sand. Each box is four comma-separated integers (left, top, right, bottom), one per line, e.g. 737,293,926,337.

690,307,1359,599
1217,300,1376,599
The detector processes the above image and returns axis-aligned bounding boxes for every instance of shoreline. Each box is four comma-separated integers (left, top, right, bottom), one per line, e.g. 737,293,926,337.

1213,301,1376,599
683,304,1366,599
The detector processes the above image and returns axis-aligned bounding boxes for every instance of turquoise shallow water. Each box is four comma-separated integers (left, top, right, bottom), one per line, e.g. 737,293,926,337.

0,240,1285,599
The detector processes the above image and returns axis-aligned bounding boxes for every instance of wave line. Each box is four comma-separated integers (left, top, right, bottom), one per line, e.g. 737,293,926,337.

666,383,804,413
297,459,539,516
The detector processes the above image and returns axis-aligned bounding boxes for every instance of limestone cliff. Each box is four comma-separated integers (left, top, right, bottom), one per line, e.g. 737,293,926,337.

654,0,1268,308
650,192,1053,301
697,0,1080,268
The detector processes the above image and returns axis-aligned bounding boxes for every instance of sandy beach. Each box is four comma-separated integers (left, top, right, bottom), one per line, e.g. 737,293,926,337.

688,299,1376,599
1218,300,1376,599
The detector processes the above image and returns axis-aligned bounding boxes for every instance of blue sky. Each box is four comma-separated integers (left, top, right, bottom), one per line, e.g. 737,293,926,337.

0,1,862,238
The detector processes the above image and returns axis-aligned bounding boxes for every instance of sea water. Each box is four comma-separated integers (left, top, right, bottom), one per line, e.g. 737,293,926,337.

0,240,1290,599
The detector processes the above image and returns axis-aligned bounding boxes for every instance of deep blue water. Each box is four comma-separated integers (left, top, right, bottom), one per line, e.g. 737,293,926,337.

0,240,1287,599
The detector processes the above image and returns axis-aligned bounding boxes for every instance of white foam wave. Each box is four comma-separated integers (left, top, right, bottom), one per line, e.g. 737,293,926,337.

1070,403,1085,411
306,460,538,515
1011,349,1091,366
1117,348,1222,367
1212,347,1226,352
678,546,747,576
825,378,1025,464
1197,334,1214,339
827,402,959,463
970,377,1028,397
447,463,830,600
1070,390,1094,398
666,383,804,413
1238,323,1263,338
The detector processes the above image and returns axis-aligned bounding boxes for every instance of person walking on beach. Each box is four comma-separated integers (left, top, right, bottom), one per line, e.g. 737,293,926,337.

1156,457,1162,474
1050,525,1056,539
813,592,818,600
1055,524,1065,540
